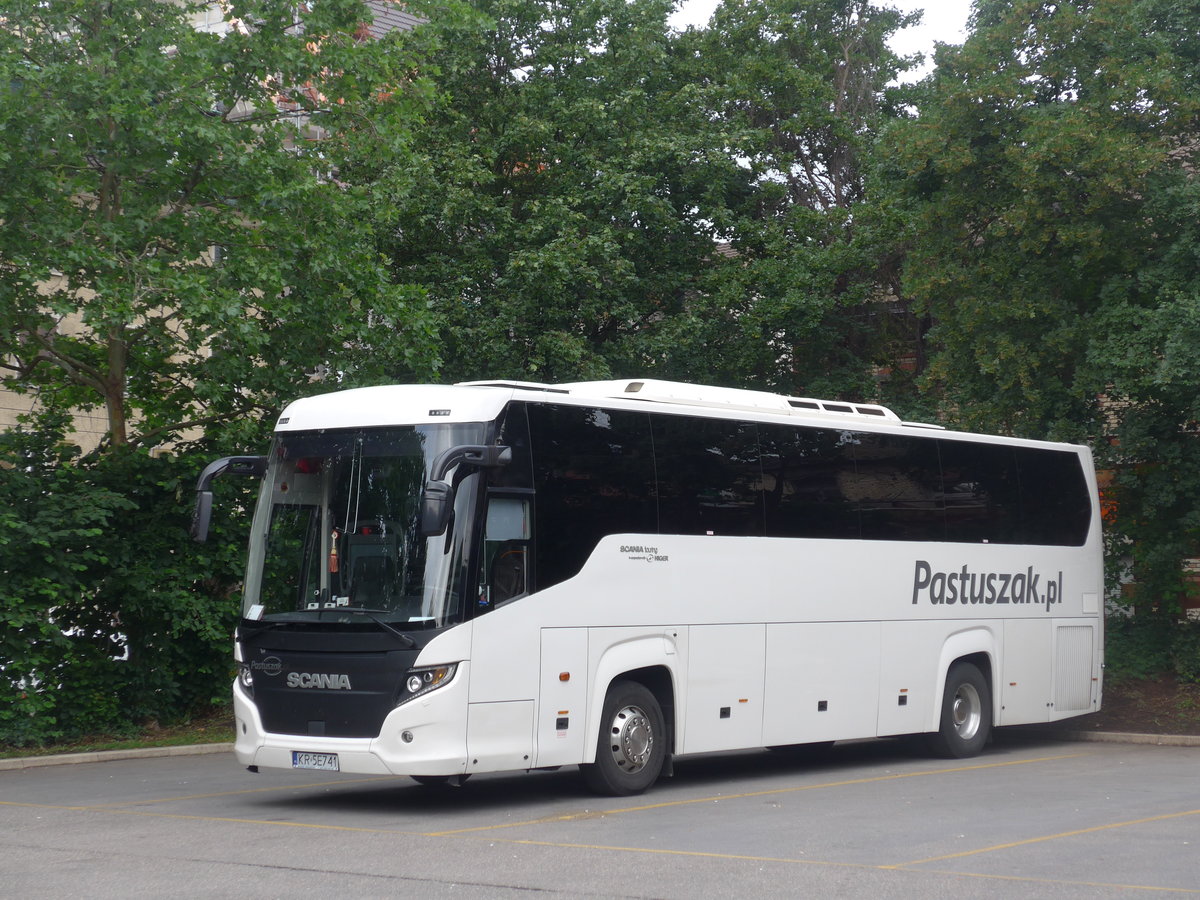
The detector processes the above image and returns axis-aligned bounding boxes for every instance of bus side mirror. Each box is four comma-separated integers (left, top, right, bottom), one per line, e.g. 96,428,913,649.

429,444,512,482
190,455,268,542
420,481,453,537
419,444,512,538
191,490,214,543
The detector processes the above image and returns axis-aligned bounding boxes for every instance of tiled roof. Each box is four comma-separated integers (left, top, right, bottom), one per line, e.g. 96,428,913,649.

364,1,425,38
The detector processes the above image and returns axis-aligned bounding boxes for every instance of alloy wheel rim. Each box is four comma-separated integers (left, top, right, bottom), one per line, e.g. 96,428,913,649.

951,682,982,740
608,705,653,773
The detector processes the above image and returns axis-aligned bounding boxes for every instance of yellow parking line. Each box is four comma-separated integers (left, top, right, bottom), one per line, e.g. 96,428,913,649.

495,838,868,868
1,752,1084,841
85,776,391,808
0,777,390,810
104,807,428,835
7,799,1198,894
913,867,1200,895
428,753,1087,836
889,807,1200,868
463,837,1200,893
0,800,427,836
0,800,92,812
6,777,1198,894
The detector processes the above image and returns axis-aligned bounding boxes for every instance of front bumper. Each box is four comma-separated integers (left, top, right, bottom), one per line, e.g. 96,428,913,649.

232,661,471,777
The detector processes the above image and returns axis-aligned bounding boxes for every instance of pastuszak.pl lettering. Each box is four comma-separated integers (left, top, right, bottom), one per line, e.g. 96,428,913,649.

911,560,1063,610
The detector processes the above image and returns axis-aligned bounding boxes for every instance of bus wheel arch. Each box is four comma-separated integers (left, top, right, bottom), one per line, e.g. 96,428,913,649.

618,664,676,749
586,648,678,762
927,654,993,758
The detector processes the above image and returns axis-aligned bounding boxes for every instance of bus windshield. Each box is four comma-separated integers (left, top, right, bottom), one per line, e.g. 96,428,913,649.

242,423,486,630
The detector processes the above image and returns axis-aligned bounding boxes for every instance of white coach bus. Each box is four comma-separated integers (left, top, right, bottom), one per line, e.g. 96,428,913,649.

192,379,1103,795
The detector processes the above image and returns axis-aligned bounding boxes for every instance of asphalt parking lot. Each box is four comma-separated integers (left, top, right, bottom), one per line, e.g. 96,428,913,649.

2,732,1197,898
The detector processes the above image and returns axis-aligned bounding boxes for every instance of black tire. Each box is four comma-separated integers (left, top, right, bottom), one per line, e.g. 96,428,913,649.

581,680,667,796
926,661,991,758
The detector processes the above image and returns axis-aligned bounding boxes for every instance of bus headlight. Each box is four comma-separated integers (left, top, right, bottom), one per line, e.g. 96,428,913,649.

237,662,254,695
398,664,457,706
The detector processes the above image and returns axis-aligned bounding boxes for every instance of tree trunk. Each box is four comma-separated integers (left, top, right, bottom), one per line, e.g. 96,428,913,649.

105,329,128,447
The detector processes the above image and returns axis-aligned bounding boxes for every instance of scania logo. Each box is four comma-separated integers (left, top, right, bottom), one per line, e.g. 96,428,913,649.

250,656,282,676
286,672,353,690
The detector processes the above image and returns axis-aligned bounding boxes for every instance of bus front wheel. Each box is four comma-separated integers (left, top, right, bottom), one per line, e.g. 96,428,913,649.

927,661,991,758
581,680,666,796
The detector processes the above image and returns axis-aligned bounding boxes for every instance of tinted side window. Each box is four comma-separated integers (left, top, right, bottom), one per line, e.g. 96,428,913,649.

1015,447,1091,546
760,425,860,539
938,439,1022,544
492,402,533,489
652,415,764,536
527,404,656,588
847,433,945,541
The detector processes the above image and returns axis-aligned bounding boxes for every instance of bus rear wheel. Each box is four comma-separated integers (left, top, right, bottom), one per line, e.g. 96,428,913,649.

581,680,666,796
927,661,991,758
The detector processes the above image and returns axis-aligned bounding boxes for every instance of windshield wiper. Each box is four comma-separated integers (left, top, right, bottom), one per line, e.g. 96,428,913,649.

339,608,417,647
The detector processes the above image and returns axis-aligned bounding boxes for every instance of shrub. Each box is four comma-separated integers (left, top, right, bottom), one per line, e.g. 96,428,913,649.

0,427,251,745
1102,616,1175,685
1170,622,1200,685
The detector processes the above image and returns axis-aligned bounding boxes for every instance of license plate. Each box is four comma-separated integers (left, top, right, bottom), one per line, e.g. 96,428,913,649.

292,751,339,771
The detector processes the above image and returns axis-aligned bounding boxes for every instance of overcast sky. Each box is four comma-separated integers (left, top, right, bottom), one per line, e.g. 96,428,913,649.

667,0,974,80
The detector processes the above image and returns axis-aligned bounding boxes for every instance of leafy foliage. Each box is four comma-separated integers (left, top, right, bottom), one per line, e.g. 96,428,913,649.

0,0,445,743
5,0,1200,742
0,0,442,450
0,423,252,744
370,0,741,382
889,0,1200,629
666,0,922,400
1102,616,1200,685
889,0,1172,435
369,0,918,394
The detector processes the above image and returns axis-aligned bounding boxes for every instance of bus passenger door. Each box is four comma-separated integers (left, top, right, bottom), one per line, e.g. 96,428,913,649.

535,627,589,767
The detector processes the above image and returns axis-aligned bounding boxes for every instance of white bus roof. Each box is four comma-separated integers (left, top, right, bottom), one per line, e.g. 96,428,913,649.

459,378,922,425
275,378,942,433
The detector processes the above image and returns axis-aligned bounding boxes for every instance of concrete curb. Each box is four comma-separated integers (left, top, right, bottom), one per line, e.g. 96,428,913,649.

0,742,234,771
3,729,1198,772
1030,729,1200,747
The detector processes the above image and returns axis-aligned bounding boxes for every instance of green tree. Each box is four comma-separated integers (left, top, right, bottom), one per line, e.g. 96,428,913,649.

890,0,1200,623
889,0,1181,435
374,0,746,383
373,0,918,394
666,0,920,400
0,0,441,451
0,425,253,744
0,0,445,742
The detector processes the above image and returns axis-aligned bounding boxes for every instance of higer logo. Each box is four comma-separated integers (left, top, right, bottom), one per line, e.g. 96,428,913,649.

286,672,353,690
911,560,1063,611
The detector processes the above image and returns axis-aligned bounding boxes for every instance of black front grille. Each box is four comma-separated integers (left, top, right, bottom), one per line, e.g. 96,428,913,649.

245,643,419,738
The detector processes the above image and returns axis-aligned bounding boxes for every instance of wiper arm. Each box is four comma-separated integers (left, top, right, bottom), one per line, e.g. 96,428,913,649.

239,618,289,631
341,608,417,648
